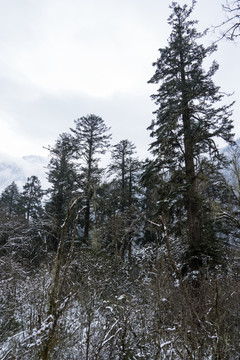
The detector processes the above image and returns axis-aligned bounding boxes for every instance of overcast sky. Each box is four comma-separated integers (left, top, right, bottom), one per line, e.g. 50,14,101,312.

0,0,239,165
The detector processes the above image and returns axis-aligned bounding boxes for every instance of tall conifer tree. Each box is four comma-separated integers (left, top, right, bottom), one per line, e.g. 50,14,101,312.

71,114,111,241
22,176,43,221
109,139,140,210
147,1,235,270
46,132,77,249
0,182,22,218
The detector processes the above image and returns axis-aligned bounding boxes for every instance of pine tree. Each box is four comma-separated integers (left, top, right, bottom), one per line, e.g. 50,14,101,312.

0,181,23,218
109,139,140,210
71,114,111,242
45,132,78,249
107,140,142,259
147,1,235,271
22,176,43,222
0,182,27,258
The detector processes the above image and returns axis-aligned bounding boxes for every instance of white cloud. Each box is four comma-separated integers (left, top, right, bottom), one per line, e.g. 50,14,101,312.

0,0,169,97
0,0,239,171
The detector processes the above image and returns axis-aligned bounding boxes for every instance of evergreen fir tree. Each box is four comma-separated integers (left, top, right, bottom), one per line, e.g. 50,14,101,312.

22,175,43,222
71,114,111,242
107,140,142,259
0,181,23,218
147,1,235,271
109,139,140,210
45,132,78,249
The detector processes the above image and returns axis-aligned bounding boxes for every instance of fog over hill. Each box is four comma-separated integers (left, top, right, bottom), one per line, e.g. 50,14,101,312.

0,154,48,193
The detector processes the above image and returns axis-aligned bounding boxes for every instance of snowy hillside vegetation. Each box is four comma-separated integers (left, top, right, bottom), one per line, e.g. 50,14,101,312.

1,243,240,359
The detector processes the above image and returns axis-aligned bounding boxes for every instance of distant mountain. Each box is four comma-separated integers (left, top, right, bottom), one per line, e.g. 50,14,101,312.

0,154,48,193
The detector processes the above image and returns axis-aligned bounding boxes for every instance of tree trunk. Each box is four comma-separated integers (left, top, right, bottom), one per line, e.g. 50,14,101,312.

179,25,201,264
84,197,90,241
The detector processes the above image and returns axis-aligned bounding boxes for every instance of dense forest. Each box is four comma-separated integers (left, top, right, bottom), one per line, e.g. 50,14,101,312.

1,2,240,359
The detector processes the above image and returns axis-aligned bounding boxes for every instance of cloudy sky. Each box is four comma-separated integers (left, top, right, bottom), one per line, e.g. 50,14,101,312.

0,0,239,168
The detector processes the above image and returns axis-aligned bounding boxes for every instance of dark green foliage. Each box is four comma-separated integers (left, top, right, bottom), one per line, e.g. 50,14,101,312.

0,182,25,254
0,181,46,265
22,175,43,221
109,139,141,210
146,1,235,270
45,132,78,249
0,181,23,218
71,114,112,242
100,140,143,258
